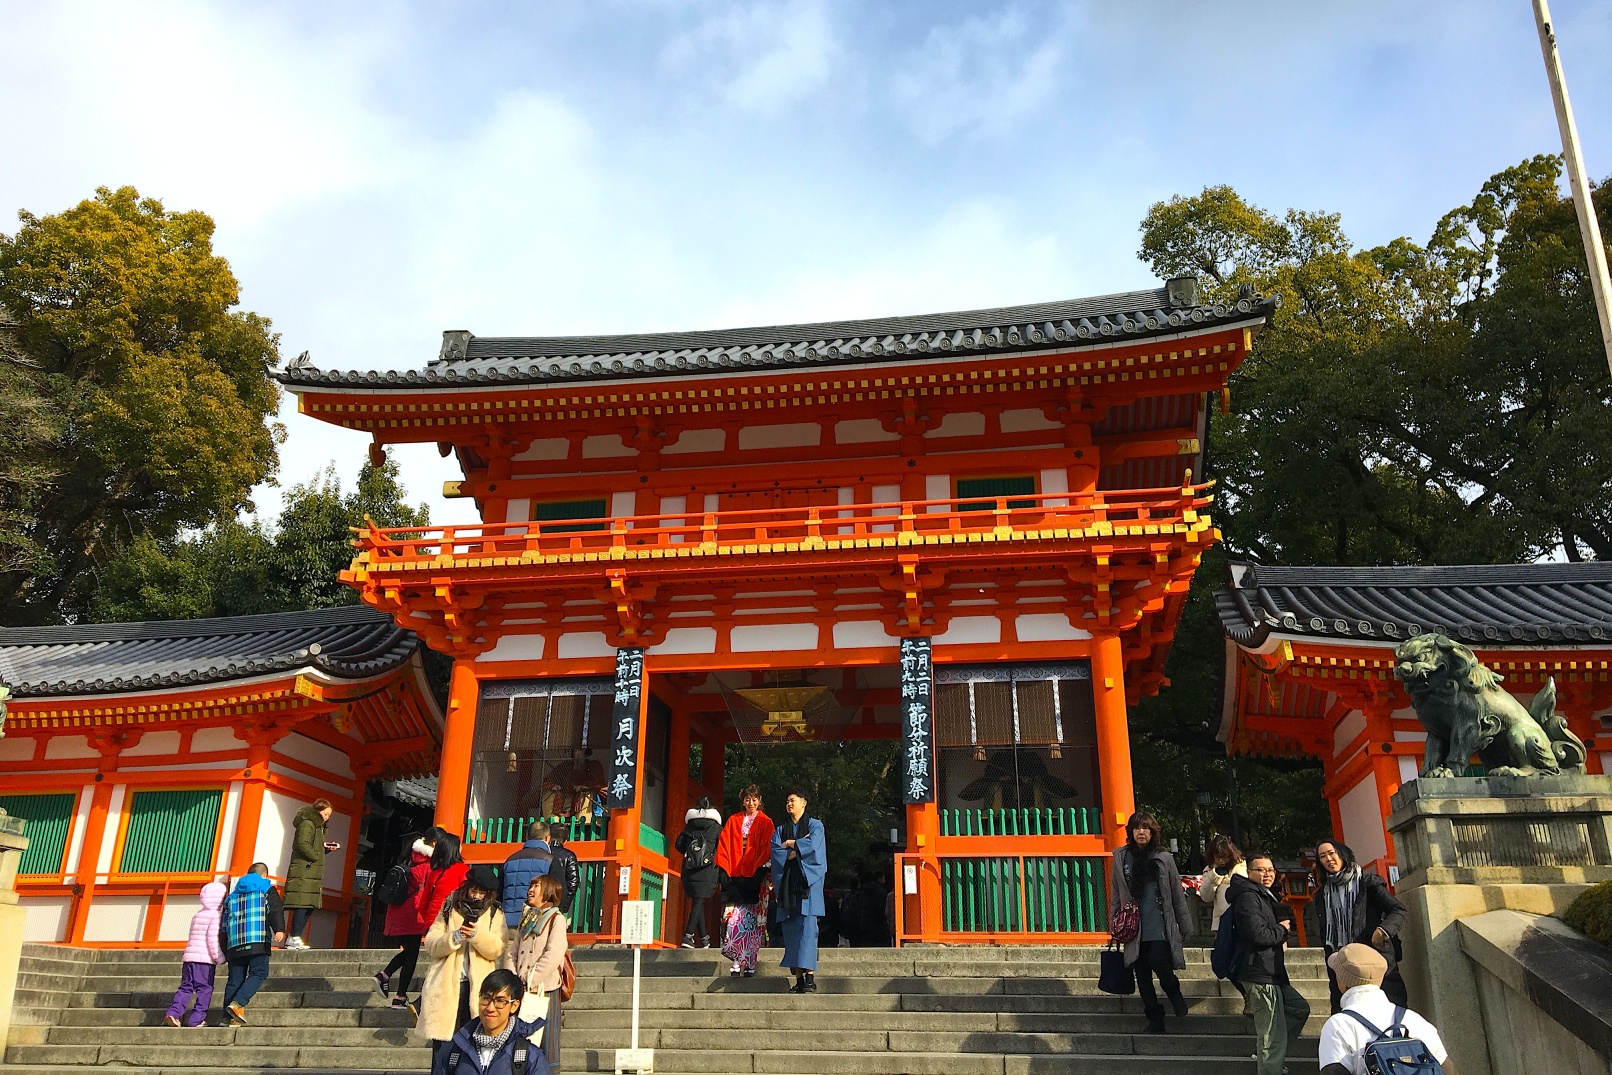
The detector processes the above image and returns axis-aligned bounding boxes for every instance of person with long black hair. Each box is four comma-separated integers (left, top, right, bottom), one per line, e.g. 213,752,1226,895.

416,864,507,1061
1109,811,1194,1034
1313,838,1408,1012
373,827,442,1013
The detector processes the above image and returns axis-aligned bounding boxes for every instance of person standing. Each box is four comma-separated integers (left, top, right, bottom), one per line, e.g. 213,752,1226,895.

1317,943,1451,1075
499,821,554,929
505,875,569,1071
163,880,225,1027
417,865,508,1061
1109,811,1193,1034
1197,835,1246,932
218,863,285,1026
417,831,470,937
1314,839,1408,1012
374,830,438,1012
430,968,551,1075
715,785,774,975
1229,854,1311,1075
769,787,826,994
283,798,340,950
548,830,581,921
675,797,723,948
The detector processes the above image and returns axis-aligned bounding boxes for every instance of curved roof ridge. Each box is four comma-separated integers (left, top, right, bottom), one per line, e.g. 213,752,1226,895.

0,604,388,646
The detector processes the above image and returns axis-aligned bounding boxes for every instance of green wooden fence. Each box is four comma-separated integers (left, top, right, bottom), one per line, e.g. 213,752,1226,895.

119,789,224,874
464,815,607,844
640,869,665,939
572,860,605,934
0,793,76,875
941,855,1108,933
940,807,1098,837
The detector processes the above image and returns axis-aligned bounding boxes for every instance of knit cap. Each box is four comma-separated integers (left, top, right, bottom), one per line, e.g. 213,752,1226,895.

1327,942,1387,991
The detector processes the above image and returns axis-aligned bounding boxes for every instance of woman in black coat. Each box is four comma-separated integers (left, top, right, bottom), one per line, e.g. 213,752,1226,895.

1314,839,1408,1011
675,797,723,948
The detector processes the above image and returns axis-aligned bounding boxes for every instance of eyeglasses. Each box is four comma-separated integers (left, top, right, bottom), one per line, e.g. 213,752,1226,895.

479,995,517,1010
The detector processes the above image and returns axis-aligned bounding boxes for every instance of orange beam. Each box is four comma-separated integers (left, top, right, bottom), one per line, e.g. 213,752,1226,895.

1091,632,1135,850
435,662,479,834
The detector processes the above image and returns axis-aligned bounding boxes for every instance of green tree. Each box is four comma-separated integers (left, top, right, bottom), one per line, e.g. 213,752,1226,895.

0,186,283,624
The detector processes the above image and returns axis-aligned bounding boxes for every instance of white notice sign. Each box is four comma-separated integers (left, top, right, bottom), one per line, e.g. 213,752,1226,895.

618,865,632,895
620,900,657,946
903,863,918,895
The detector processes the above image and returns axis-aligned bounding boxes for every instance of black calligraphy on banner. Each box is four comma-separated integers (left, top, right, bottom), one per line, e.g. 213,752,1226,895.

899,637,935,804
604,647,645,810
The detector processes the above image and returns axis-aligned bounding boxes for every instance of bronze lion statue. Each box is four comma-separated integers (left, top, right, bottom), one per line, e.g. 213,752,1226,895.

1392,633,1587,778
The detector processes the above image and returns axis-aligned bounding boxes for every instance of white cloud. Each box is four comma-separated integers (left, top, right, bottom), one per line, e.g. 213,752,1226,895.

661,0,833,112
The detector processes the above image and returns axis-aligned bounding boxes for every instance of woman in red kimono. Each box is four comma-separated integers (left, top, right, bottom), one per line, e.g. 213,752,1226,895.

714,784,774,977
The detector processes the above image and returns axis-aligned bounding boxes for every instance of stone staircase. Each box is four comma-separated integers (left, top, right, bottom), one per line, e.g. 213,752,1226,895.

3,942,1329,1073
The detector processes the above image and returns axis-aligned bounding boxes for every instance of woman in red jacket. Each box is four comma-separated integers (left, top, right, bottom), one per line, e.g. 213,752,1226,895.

714,785,774,977
372,828,442,1012
416,830,470,931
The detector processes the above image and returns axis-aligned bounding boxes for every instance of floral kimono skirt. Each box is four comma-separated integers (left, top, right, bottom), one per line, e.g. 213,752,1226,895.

721,900,766,971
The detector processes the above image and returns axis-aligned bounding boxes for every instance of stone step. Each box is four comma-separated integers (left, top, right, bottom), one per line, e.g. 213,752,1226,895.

566,1049,1323,1074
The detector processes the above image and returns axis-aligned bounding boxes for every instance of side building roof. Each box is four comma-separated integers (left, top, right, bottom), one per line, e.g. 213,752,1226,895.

0,604,425,699
274,283,1277,391
1216,561,1612,650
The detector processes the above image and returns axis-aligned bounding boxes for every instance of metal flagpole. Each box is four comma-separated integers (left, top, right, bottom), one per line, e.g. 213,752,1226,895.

1533,0,1612,377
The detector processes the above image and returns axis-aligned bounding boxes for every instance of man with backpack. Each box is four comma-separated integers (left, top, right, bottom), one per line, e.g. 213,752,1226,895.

431,967,550,1075
1227,854,1310,1075
1319,943,1451,1074
499,821,554,929
218,862,285,1025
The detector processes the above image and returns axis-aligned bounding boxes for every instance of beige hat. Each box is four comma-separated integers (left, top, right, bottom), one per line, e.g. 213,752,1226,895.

1327,943,1388,992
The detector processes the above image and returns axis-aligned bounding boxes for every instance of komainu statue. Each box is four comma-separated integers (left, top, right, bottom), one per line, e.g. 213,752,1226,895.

1393,633,1587,778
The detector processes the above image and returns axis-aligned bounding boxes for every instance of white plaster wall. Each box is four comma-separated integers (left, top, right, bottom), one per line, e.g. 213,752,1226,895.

277,732,354,778
935,617,1002,646
63,787,93,879
1398,756,1419,784
214,782,244,872
833,621,899,649
513,438,568,461
1015,614,1090,642
83,894,147,942
269,763,347,797
1333,709,1367,755
731,623,819,652
664,429,725,455
582,434,636,458
1337,776,1389,867
322,813,351,894
159,893,203,942
20,895,72,942
1002,408,1060,432
193,726,247,753
96,785,127,875
478,634,546,662
924,474,950,512
122,730,183,757
558,632,615,659
1038,468,1069,507
835,419,898,444
504,498,531,526
871,484,901,505
925,412,985,438
649,627,718,655
309,910,338,949
44,735,97,760
0,737,36,762
611,491,636,517
255,790,299,877
738,423,819,450
659,495,686,516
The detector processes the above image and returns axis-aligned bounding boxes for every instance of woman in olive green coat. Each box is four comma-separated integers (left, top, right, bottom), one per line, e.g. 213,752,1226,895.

283,799,339,950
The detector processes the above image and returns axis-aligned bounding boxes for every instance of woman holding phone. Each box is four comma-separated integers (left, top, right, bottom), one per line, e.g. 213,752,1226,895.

416,864,507,1061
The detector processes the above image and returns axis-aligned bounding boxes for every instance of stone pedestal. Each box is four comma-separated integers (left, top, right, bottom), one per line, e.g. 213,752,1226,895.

1388,775,1612,1075
0,811,29,1050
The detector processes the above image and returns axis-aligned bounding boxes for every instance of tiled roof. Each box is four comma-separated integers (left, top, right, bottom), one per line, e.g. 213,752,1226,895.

1216,562,1612,649
276,284,1277,390
0,605,423,699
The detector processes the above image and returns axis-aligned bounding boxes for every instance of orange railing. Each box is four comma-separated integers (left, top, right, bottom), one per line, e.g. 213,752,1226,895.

351,485,1213,569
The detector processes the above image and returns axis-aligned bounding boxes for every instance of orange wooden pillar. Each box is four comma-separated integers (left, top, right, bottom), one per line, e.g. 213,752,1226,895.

434,661,480,834
1090,633,1136,850
905,800,942,943
66,734,130,944
664,699,694,942
230,725,280,877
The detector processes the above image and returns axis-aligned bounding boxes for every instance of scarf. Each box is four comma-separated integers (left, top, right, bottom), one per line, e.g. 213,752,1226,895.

449,886,496,926
519,904,560,940
470,1016,516,1062
1321,863,1361,950
775,813,813,919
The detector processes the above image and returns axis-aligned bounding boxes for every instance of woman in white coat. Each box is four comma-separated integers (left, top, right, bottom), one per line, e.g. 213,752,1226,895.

416,864,507,1059
1197,835,1247,932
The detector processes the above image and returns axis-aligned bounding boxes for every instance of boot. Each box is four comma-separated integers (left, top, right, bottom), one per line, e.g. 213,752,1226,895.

1143,1007,1166,1034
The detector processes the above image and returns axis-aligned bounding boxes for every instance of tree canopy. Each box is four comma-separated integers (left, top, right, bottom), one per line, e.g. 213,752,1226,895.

0,186,283,624
1129,157,1612,857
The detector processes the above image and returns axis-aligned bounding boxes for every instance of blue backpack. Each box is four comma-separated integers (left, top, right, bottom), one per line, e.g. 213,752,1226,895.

1209,908,1241,980
1343,1007,1445,1074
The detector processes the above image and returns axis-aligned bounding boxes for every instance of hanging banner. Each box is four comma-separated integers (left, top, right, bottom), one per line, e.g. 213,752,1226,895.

605,647,645,810
899,636,935,804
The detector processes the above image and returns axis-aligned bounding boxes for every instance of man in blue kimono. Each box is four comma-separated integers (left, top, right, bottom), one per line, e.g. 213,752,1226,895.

770,786,826,993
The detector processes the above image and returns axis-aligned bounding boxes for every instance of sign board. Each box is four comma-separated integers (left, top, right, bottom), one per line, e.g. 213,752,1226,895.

620,900,657,946
903,863,918,895
605,647,646,810
618,865,632,895
899,636,935,803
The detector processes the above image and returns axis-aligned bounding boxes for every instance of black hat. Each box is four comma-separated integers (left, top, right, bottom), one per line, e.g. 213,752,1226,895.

467,864,500,892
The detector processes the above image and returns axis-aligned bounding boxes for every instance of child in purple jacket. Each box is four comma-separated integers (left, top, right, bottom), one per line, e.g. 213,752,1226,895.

164,881,226,1027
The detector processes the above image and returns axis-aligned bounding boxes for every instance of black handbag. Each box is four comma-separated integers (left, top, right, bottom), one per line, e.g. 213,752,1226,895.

1098,945,1135,995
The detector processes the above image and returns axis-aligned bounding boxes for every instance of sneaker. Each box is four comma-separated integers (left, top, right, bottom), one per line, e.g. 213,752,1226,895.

790,979,806,994
390,995,410,1010
284,937,308,951
163,1015,181,1028
679,935,696,949
227,1002,247,1026
742,969,754,978
695,937,709,949
803,975,817,993
373,971,389,997
729,967,743,977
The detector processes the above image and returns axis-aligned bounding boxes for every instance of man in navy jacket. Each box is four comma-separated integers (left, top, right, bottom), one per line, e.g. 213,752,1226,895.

498,822,553,928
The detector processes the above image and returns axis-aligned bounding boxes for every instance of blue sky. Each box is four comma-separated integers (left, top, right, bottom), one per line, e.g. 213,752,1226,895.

5,0,1611,526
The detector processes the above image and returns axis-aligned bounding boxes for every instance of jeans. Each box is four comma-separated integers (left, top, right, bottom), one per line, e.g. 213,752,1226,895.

1247,980,1311,1075
289,907,313,937
383,935,422,996
164,961,215,1026
1130,939,1184,1021
223,953,270,1009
